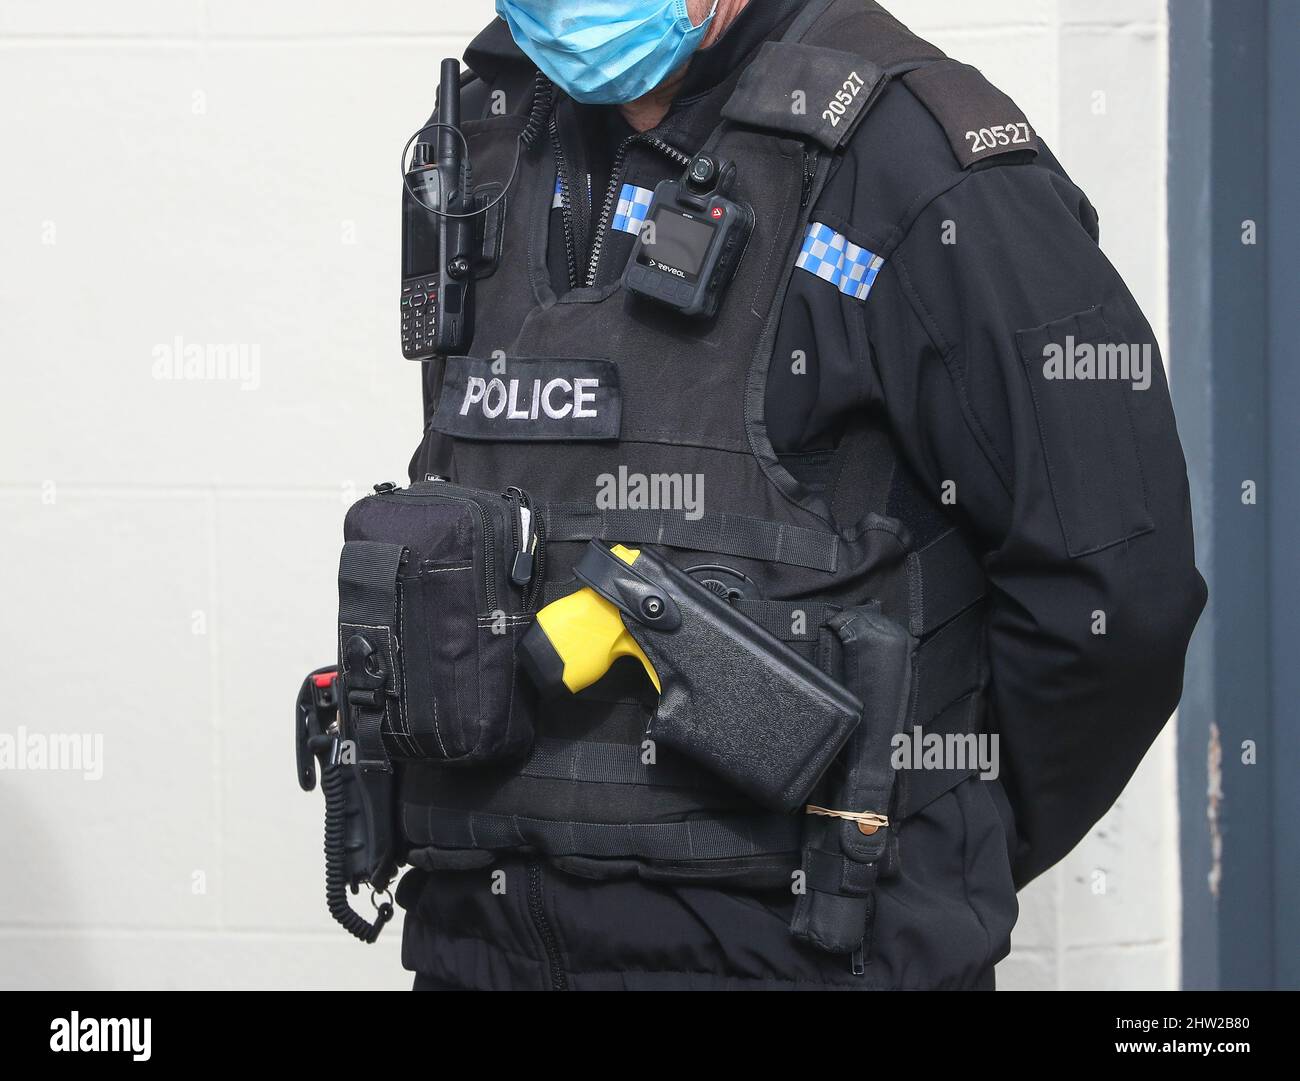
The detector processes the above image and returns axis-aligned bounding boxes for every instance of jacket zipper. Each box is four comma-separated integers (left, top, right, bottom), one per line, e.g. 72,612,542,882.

527,862,568,990
549,114,582,289
801,146,819,207
548,129,691,291
576,132,691,289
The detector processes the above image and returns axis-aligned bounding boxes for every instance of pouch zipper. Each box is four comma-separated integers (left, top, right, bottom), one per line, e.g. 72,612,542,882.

415,480,545,614
505,485,546,610
527,862,568,990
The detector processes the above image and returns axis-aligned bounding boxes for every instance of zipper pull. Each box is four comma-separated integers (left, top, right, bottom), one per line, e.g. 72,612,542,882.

511,532,535,587
507,487,535,587
800,147,818,208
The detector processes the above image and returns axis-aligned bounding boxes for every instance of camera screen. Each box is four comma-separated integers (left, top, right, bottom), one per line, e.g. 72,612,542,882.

638,208,716,278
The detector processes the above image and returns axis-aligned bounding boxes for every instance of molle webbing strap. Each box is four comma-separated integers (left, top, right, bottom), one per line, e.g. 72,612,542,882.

541,503,840,572
730,599,843,645
719,0,946,149
516,737,716,789
403,805,803,860
338,541,405,772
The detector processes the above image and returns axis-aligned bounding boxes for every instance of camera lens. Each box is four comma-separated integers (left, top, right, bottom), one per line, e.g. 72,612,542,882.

690,155,716,185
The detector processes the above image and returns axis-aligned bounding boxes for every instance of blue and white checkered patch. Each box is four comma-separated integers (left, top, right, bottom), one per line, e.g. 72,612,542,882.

553,174,595,210
795,222,885,301
611,184,654,235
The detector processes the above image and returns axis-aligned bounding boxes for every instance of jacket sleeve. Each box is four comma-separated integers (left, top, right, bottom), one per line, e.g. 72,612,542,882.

863,161,1207,886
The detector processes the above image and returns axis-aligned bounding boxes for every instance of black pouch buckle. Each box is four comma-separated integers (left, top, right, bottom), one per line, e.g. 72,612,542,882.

296,666,340,793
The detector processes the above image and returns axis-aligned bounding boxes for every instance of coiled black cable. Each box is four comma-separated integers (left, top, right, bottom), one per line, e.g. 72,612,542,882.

322,763,392,943
520,73,554,150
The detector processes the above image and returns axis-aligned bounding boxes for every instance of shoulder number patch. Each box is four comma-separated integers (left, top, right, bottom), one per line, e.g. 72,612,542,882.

902,61,1040,168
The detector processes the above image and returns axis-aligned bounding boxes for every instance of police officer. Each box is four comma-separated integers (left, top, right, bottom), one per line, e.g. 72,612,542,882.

396,0,1206,990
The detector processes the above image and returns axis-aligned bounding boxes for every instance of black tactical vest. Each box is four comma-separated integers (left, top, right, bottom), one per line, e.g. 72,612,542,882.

400,0,989,894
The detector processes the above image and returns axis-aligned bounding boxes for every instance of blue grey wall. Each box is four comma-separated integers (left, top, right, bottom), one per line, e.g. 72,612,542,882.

1169,0,1299,990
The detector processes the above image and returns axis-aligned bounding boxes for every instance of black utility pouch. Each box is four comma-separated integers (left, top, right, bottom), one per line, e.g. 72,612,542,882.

338,479,544,766
790,604,916,958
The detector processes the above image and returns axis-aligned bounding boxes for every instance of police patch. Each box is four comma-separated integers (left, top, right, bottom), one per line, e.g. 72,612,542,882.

431,356,621,441
795,222,884,301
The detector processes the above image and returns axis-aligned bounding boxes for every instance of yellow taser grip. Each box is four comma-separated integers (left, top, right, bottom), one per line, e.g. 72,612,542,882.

534,545,661,693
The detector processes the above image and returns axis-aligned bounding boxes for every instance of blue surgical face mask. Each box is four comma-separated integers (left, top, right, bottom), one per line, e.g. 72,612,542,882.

495,0,717,105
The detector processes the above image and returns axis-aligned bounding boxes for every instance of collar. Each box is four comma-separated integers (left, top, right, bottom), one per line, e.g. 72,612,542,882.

678,0,807,101
463,17,530,83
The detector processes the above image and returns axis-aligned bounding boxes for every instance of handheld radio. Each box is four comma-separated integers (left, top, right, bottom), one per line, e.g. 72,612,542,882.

401,60,475,359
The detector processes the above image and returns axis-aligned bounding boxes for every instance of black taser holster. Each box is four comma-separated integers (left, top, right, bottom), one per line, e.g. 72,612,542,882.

790,606,916,969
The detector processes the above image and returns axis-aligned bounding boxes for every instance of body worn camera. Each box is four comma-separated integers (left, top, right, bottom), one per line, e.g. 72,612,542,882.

623,153,754,319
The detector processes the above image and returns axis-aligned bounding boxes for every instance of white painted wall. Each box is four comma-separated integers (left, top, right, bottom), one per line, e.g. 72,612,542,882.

0,0,1176,990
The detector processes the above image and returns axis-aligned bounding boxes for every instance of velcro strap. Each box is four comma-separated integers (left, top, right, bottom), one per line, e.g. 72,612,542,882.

542,504,840,572
403,806,803,860
906,527,986,637
894,691,986,819
339,541,405,629
912,602,985,725
338,541,405,772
